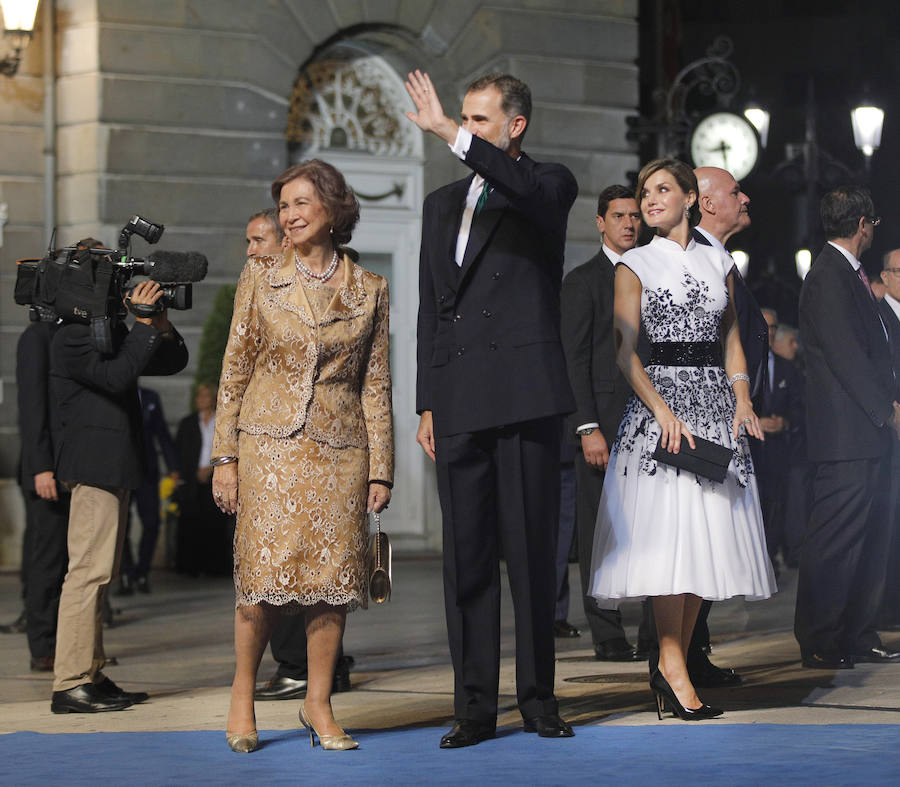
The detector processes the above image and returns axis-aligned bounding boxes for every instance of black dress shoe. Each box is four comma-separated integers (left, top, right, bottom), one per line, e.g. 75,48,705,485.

595,637,641,661
522,713,575,738
254,675,308,701
688,652,742,688
95,676,149,703
51,683,133,713
439,719,495,749
854,646,900,663
801,652,854,670
332,669,352,693
30,655,54,672
115,575,135,597
0,610,27,634
553,620,581,638
135,575,151,594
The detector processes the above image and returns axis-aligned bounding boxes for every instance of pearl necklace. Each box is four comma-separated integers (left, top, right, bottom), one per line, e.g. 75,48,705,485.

295,249,339,282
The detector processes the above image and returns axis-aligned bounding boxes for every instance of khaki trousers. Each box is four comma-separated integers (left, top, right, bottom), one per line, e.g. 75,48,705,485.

53,484,129,692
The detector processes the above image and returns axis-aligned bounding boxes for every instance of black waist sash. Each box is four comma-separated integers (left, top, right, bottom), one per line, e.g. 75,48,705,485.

648,341,723,367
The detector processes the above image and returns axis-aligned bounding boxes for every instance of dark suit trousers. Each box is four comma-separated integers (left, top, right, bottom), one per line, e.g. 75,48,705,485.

120,477,160,578
269,615,345,678
750,436,790,559
554,462,576,622
574,450,629,647
23,491,69,659
436,416,560,723
794,456,893,657
878,445,900,624
271,616,308,678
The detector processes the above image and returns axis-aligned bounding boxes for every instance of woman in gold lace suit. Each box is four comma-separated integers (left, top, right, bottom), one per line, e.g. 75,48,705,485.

212,160,393,753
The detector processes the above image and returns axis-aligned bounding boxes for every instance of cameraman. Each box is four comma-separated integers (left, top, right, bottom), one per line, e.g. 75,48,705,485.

49,279,188,714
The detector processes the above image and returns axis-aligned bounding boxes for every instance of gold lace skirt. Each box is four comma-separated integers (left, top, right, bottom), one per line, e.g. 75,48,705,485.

234,429,369,611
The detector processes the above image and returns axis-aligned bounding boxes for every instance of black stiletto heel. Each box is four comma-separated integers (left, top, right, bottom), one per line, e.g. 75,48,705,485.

650,669,723,721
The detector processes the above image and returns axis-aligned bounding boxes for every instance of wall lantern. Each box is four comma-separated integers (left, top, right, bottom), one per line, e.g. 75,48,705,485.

0,0,40,77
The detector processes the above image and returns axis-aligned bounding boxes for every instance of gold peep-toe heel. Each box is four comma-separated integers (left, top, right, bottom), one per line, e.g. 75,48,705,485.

299,704,359,751
225,729,259,753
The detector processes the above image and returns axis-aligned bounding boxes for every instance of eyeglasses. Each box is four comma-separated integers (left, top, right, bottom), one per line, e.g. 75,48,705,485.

866,215,881,226
884,267,900,275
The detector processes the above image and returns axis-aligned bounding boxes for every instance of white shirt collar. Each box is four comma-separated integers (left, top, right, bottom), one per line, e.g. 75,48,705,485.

827,240,861,271
601,243,623,264
695,225,727,255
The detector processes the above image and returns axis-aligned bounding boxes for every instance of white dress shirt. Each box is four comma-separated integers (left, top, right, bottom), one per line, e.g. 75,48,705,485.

198,412,215,470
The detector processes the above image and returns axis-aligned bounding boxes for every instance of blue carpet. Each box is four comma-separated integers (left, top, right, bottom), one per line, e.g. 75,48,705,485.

1,725,898,785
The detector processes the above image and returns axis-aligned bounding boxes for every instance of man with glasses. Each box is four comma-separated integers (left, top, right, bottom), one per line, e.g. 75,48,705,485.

796,187,900,669
876,250,900,630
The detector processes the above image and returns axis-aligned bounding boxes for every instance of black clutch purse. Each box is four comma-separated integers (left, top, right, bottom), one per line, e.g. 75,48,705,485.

651,433,732,483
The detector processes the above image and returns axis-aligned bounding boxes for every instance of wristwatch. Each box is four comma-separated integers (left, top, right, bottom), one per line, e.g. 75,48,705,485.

576,426,597,436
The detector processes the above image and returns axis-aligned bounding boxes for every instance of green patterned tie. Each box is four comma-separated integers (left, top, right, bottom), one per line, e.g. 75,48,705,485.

474,180,490,215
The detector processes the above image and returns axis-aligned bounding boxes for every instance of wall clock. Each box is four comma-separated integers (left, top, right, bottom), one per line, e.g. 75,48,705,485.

689,111,760,180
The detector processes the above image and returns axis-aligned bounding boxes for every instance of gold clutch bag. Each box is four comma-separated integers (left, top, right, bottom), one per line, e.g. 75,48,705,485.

368,512,392,604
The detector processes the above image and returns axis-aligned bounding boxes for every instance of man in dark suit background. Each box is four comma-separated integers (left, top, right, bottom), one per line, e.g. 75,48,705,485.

750,308,804,567
50,272,188,713
796,186,900,669
117,386,178,594
16,308,70,673
407,70,577,747
876,249,900,629
684,165,769,688
772,322,811,569
560,184,646,661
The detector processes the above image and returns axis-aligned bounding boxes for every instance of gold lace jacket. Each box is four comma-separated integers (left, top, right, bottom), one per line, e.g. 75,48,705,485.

213,252,394,485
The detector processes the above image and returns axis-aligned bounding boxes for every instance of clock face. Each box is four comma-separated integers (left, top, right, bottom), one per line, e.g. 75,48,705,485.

689,112,760,180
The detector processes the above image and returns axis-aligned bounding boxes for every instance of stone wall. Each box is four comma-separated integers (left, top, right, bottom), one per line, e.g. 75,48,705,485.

0,0,638,564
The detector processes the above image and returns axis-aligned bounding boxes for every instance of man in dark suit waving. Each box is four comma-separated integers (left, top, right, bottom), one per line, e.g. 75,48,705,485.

796,186,900,669
407,70,577,747
560,184,644,662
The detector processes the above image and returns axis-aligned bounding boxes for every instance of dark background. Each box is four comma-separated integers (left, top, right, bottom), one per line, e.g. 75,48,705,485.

637,0,899,324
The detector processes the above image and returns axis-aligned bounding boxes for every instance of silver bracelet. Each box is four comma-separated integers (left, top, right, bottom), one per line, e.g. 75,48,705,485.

728,373,750,388
210,456,237,466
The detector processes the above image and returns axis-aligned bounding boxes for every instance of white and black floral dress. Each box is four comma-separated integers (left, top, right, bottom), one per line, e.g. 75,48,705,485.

588,235,776,603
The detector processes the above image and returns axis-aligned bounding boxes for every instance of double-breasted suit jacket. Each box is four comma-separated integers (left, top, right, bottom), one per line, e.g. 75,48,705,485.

213,252,393,610
416,136,577,436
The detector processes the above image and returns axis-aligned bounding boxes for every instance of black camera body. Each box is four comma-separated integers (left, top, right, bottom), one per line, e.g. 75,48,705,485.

14,215,208,353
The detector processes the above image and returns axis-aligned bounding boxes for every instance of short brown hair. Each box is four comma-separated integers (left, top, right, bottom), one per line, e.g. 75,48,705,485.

270,160,360,245
635,158,700,227
466,73,531,138
247,208,284,242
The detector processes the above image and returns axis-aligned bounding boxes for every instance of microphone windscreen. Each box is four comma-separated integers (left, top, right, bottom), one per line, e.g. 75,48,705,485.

147,250,209,282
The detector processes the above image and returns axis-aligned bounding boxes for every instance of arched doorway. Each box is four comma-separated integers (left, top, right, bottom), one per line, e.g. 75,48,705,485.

287,51,436,552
